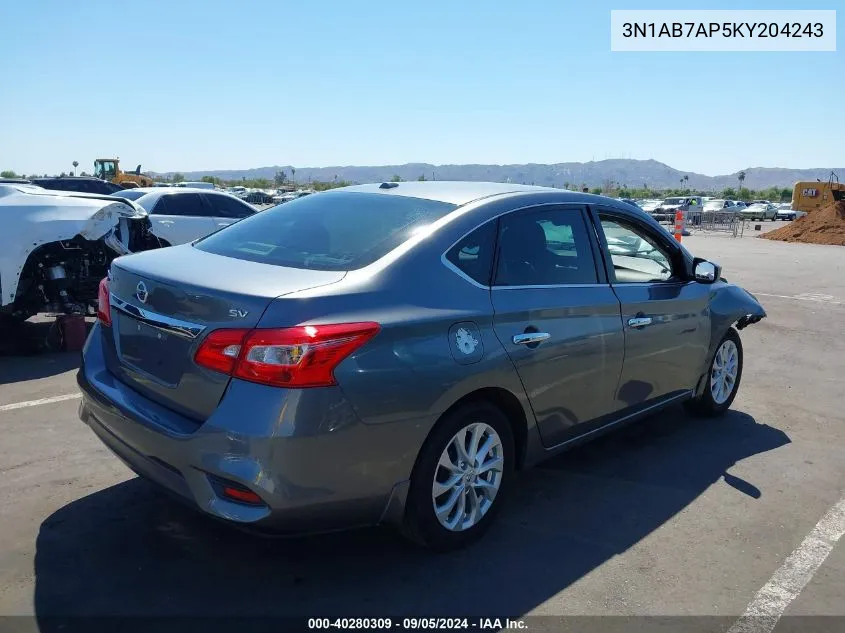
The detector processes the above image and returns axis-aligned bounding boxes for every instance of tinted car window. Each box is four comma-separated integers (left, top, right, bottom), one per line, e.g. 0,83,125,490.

446,220,497,286
494,207,597,286
154,193,207,216
204,192,255,219
195,191,457,271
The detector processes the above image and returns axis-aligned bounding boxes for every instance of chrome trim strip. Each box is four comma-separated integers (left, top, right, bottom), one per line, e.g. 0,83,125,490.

492,283,609,290
440,254,490,290
109,293,206,340
543,391,693,453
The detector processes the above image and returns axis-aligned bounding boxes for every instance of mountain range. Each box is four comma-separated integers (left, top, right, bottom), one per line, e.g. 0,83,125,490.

150,159,843,191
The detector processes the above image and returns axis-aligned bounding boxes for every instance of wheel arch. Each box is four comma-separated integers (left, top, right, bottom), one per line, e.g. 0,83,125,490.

421,386,530,471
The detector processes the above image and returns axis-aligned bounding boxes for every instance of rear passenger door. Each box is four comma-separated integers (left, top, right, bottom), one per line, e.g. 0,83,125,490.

490,205,625,447
148,193,216,245
202,193,256,231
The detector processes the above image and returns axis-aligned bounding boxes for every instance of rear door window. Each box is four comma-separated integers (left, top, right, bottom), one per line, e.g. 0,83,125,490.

494,207,598,286
195,191,457,271
204,193,256,219
156,193,207,216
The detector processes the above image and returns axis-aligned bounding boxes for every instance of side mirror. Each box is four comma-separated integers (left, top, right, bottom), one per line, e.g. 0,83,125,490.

693,258,721,283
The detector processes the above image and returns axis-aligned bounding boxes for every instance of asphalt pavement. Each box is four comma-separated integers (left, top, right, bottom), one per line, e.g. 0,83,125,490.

0,223,843,631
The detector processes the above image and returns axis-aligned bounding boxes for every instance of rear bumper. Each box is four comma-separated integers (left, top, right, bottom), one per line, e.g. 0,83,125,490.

77,324,417,535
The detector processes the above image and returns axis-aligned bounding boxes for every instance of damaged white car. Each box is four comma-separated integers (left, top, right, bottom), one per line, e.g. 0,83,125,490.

0,183,160,321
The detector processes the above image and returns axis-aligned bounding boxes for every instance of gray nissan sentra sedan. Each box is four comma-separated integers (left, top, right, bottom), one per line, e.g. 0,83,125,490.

77,181,766,550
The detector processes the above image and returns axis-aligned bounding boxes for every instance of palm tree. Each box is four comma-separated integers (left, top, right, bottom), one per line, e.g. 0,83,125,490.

738,170,746,194
291,167,296,184
72,160,78,176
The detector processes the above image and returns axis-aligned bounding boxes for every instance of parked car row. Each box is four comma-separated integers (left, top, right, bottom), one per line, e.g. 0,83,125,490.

73,181,766,550
620,196,793,224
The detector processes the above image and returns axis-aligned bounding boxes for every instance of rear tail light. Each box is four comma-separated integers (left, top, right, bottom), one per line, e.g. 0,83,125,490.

194,322,380,388
97,277,111,326
194,328,248,374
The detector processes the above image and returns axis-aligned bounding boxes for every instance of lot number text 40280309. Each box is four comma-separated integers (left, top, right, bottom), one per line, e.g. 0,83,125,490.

307,618,527,630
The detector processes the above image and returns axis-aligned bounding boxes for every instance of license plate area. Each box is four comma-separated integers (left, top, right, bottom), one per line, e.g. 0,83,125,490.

115,312,191,387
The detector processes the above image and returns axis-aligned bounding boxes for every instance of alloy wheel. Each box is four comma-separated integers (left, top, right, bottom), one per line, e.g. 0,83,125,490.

711,340,739,405
431,423,504,531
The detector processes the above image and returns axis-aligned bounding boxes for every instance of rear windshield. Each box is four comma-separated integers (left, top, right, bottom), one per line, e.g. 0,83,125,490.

110,189,148,201
194,191,458,271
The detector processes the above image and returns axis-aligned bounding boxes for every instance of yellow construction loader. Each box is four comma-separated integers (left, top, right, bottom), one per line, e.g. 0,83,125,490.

93,158,154,189
792,171,844,213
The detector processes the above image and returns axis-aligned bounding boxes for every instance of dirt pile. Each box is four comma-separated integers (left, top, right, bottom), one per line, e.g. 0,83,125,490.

761,200,845,246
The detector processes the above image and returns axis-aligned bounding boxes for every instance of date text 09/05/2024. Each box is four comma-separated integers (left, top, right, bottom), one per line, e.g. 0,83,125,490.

622,22,824,38
307,618,528,630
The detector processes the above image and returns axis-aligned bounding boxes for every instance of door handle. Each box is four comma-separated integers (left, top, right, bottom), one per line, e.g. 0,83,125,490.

513,332,551,345
627,317,653,328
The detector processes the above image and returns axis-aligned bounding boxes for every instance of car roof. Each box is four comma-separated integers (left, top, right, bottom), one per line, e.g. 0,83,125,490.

111,187,159,195
136,187,242,202
337,181,559,206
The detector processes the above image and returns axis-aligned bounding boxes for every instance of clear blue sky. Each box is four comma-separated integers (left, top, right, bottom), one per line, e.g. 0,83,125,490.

1,0,841,176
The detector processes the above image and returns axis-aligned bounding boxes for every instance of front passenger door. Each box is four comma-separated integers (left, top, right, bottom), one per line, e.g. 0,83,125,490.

595,211,710,407
490,205,625,447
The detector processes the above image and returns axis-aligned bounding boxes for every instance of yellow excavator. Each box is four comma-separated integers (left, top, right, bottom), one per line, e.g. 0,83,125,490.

93,158,154,189
792,171,844,214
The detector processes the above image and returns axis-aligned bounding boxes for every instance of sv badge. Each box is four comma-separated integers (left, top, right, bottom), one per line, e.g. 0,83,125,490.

229,309,249,318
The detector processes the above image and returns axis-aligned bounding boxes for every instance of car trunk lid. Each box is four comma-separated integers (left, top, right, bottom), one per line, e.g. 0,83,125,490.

103,245,345,421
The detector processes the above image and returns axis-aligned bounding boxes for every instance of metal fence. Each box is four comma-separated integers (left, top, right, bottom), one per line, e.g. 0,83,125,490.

651,209,745,238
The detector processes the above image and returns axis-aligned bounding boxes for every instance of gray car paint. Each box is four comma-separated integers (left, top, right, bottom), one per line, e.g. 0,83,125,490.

77,183,766,535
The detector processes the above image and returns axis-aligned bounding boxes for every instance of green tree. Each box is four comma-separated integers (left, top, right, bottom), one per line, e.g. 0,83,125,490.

311,179,352,191
1,170,18,178
737,170,746,192
172,173,185,183
780,187,792,202
721,187,737,199
590,187,602,195
274,170,287,187
418,174,427,181
390,174,403,182
738,187,752,201
200,175,220,185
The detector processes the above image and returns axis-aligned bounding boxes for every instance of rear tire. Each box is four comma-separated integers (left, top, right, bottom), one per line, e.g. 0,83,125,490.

403,402,514,552
686,328,743,417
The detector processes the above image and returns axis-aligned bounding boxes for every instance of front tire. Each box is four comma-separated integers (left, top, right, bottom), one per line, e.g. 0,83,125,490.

403,402,514,551
686,328,743,417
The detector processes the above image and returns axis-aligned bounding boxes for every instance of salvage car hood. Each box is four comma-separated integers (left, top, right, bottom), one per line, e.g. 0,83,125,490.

0,184,149,307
